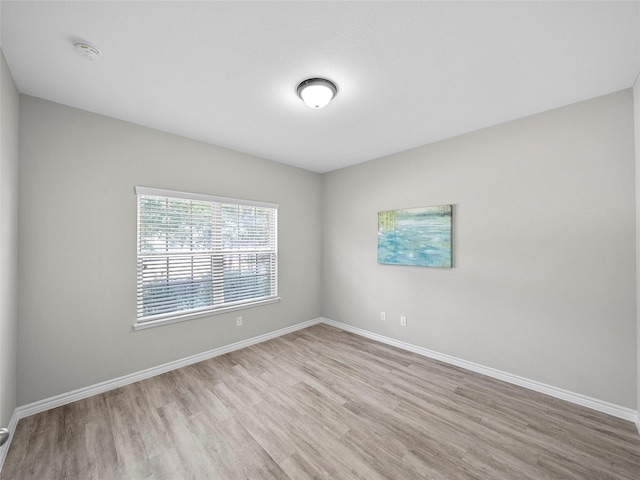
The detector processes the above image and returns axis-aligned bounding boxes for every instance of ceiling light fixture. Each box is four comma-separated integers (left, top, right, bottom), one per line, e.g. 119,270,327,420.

296,78,337,109
74,42,102,61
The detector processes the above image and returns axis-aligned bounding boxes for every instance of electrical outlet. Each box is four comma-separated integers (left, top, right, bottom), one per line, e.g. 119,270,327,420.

400,316,407,326
236,316,243,327
381,311,386,321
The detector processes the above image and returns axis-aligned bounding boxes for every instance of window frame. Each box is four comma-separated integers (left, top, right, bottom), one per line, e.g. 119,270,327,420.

134,186,279,330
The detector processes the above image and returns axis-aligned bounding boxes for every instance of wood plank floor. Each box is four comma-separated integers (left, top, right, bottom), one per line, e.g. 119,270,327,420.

2,324,639,479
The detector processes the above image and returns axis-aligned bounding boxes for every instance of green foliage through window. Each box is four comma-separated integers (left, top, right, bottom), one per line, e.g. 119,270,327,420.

136,190,277,323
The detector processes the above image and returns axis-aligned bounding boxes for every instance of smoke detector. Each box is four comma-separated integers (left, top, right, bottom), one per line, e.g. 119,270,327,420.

74,42,102,61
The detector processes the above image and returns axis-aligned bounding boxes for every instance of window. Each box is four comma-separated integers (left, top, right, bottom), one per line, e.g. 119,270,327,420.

135,186,278,329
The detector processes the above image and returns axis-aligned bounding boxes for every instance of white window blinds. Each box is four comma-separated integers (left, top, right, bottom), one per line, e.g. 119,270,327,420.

136,187,278,327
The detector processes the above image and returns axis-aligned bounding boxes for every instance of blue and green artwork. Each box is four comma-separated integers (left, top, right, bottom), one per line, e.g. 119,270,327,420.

377,205,452,268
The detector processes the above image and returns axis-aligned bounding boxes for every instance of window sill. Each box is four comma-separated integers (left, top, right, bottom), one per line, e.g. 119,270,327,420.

132,297,281,331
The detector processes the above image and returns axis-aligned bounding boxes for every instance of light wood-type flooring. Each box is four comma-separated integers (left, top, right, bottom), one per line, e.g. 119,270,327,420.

2,324,639,479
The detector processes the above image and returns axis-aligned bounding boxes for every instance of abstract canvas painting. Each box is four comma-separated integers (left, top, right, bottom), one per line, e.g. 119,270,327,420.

377,205,452,268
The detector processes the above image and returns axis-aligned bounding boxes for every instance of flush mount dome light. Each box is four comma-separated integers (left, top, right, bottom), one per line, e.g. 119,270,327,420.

296,78,337,109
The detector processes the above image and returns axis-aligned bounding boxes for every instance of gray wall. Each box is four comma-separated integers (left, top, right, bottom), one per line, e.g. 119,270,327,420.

0,50,19,427
323,89,637,409
17,95,322,405
13,88,640,412
635,75,640,418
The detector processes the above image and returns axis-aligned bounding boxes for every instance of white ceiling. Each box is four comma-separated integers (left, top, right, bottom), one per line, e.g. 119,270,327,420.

1,1,639,173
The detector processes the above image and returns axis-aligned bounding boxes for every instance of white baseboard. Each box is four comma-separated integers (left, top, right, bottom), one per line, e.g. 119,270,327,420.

320,317,639,426
0,409,19,472
4,313,639,466
0,317,321,475
15,318,322,420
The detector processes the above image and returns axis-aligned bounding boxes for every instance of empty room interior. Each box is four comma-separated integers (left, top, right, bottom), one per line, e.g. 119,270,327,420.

1,1,640,478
